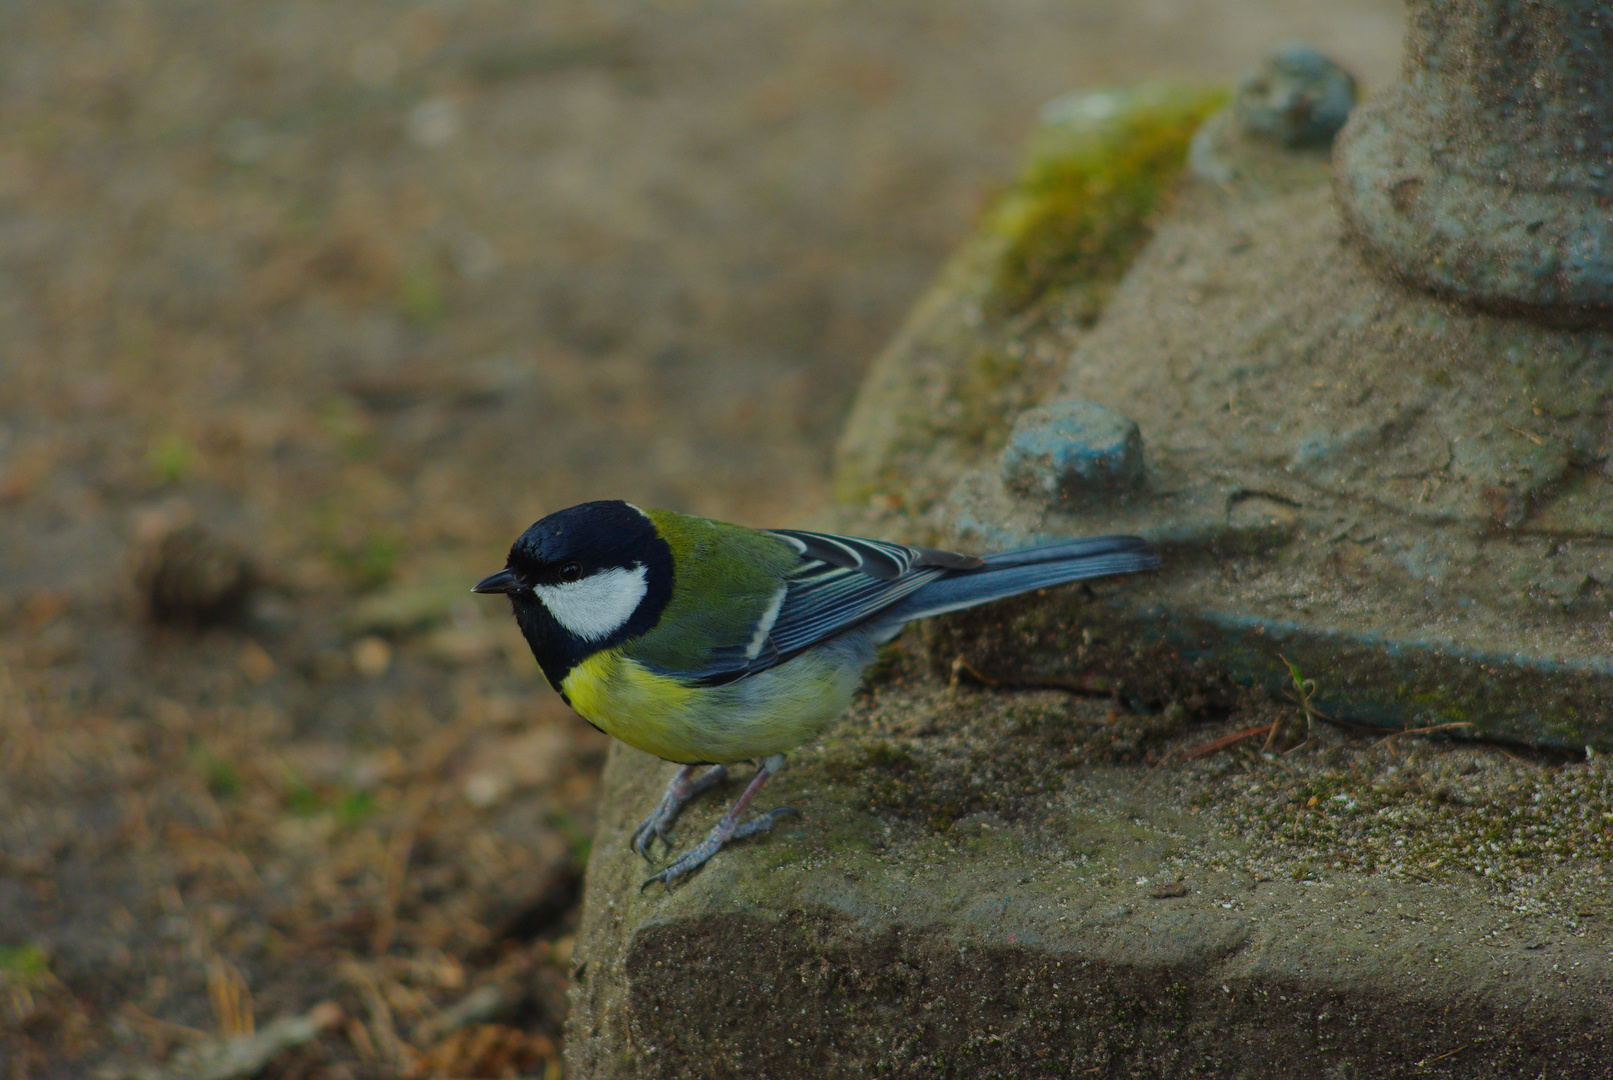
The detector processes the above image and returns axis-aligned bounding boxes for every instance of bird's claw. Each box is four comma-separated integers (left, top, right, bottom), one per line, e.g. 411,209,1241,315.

731,804,798,839
629,819,669,862
629,764,729,863
640,806,798,892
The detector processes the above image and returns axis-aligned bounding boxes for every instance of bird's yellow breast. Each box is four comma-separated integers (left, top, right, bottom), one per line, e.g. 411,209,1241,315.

561,649,706,763
558,643,865,765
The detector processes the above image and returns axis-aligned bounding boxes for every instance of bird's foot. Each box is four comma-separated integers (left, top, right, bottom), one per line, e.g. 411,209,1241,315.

630,764,729,862
641,806,798,891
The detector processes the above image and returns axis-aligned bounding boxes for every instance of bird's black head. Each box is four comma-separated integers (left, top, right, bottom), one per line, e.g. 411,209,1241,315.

473,500,673,689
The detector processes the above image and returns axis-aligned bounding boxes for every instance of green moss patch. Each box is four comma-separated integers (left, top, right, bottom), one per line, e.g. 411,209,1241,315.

986,83,1226,315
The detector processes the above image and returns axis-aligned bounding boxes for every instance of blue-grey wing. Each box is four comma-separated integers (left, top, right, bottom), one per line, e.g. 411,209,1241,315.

672,530,981,686
681,559,944,686
763,560,945,659
764,529,981,580
660,530,1152,688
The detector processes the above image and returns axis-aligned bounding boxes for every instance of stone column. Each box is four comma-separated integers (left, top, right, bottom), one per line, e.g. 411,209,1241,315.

1335,0,1613,315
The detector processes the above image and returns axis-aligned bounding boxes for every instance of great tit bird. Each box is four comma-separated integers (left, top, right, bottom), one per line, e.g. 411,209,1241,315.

474,500,1158,887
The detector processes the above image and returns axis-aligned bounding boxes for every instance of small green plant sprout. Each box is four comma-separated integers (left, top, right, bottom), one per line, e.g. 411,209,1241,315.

147,434,194,484
0,944,48,981
337,790,377,826
398,263,447,328
545,808,593,866
204,754,244,799
316,398,376,460
0,944,59,1023
331,530,402,592
189,744,243,798
284,773,323,816
1266,654,1323,752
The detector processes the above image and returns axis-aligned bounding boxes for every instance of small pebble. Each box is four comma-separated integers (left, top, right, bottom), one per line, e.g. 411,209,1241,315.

1235,44,1358,148
409,98,462,148
238,641,277,682
351,635,393,678
138,525,256,625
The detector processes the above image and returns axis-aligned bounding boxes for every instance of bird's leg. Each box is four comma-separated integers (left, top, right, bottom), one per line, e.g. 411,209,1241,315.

630,764,729,861
642,753,797,890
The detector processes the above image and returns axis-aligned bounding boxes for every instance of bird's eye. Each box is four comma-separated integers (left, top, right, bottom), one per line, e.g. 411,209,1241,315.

558,561,584,583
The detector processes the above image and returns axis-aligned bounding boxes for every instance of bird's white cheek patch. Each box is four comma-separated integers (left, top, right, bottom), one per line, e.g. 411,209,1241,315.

534,564,649,642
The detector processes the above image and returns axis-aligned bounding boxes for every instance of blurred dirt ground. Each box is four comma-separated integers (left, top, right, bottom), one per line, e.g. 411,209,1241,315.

0,1,1399,1077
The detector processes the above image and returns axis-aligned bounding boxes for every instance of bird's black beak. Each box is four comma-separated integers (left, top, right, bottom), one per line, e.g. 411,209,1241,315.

472,569,522,594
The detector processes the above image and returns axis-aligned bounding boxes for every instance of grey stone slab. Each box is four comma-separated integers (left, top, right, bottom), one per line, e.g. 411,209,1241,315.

568,726,1613,1079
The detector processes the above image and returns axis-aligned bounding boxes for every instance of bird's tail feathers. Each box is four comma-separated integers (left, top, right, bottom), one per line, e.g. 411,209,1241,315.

880,537,1157,625
978,535,1152,569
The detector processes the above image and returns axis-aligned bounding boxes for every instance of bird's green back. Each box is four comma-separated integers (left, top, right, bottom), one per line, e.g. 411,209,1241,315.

631,509,799,673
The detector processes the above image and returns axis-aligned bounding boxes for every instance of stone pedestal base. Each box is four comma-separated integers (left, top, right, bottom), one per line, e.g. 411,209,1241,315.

568,709,1613,1078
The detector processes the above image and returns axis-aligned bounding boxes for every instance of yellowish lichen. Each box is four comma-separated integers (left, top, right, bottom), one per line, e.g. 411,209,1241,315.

986,83,1227,314
832,83,1227,522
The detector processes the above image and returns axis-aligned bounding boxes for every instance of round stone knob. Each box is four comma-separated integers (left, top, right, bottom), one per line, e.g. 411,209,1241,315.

1000,399,1145,506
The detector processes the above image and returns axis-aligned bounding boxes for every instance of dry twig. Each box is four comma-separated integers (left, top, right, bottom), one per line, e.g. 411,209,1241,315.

339,959,413,1069
412,982,511,1046
1414,1044,1468,1067
948,656,998,689
1183,724,1276,761
111,1001,343,1080
1372,722,1475,748
206,956,253,1039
